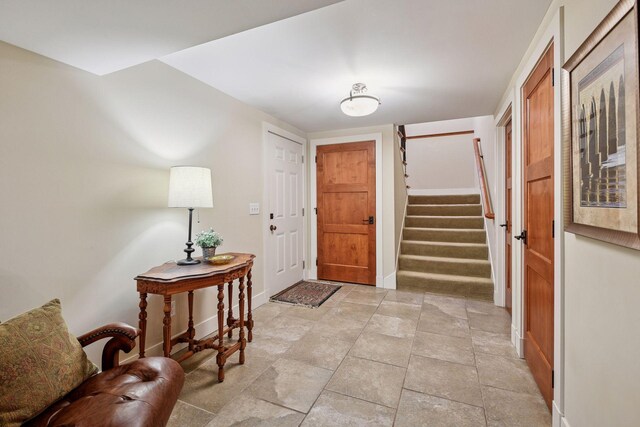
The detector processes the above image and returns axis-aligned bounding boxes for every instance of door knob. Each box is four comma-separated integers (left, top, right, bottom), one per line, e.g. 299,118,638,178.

269,225,277,232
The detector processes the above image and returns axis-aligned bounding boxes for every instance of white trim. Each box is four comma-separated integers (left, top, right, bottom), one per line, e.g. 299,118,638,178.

121,291,267,364
553,401,565,427
511,8,565,423
261,123,308,298
309,133,384,287
493,93,515,310
512,323,525,358
408,187,478,196
383,271,397,289
552,9,566,423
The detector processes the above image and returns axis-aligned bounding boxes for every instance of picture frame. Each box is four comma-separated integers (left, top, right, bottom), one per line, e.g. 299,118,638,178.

562,0,640,250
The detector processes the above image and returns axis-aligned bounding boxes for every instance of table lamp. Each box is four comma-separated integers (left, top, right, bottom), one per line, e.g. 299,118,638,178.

168,166,213,265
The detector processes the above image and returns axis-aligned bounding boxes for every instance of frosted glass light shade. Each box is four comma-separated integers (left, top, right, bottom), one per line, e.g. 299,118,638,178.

340,95,380,117
168,166,213,208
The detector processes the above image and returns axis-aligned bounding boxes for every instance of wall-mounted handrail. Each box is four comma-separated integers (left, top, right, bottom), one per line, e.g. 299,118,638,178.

473,138,495,220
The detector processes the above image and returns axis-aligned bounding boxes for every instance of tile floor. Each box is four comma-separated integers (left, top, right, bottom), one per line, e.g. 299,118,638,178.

168,284,551,426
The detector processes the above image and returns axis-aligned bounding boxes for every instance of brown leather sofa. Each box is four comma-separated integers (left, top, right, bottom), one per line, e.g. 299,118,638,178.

25,323,184,427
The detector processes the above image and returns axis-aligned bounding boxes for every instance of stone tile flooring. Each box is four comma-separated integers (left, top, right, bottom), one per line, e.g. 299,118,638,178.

168,284,551,426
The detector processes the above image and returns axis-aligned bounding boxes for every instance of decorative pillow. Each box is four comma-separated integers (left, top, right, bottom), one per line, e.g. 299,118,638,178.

0,299,98,426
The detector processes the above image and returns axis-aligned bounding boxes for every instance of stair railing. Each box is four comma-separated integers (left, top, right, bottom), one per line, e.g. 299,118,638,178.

473,138,495,220
397,125,409,189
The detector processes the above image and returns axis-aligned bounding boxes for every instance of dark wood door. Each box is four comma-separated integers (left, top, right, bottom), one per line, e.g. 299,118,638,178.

522,43,554,409
505,119,513,315
317,141,376,285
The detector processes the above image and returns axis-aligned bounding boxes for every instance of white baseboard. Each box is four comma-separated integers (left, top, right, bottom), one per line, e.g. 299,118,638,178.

561,415,571,427
408,187,478,196
384,271,397,289
512,324,524,358
122,291,266,364
552,400,565,427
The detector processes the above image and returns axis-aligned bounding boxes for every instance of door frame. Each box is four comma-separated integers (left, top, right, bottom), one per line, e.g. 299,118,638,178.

262,123,308,297
309,133,384,287
494,103,513,315
509,8,565,426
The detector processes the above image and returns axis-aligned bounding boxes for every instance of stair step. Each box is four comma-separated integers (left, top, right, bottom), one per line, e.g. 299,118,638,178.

408,194,480,205
399,254,491,278
407,204,482,216
396,270,493,300
401,240,488,260
405,215,484,229
403,227,486,243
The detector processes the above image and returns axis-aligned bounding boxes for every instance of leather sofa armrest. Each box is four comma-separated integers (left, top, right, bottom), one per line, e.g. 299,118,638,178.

77,322,140,371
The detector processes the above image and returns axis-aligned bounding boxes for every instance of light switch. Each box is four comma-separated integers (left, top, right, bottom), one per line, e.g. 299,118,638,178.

249,203,260,215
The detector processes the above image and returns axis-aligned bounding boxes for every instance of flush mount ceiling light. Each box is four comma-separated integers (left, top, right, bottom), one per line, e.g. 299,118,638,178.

340,83,380,117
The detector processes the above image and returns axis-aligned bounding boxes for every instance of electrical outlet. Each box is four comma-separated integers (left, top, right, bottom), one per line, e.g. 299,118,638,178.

170,301,176,317
249,203,260,215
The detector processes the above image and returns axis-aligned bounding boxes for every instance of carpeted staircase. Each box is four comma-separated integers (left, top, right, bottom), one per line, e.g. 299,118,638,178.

397,194,494,300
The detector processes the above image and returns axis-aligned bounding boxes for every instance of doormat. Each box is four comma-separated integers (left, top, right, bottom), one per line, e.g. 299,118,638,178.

270,280,341,308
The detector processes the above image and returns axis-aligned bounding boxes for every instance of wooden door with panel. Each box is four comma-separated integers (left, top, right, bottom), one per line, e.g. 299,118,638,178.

316,141,376,285
505,119,513,315
522,43,555,409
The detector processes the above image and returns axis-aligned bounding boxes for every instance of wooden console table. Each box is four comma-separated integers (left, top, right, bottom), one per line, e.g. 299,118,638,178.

135,252,255,382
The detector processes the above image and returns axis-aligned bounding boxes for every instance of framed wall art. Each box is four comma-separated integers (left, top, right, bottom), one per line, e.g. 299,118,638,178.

562,0,640,250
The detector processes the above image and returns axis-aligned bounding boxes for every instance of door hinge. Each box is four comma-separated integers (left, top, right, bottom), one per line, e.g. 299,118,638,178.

552,68,555,87
552,219,555,238
302,208,305,216
314,207,317,215
303,260,305,269
552,370,555,388
315,258,318,266
315,155,317,163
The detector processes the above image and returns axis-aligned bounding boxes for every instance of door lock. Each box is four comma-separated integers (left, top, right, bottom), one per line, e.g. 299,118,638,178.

269,225,277,232
499,223,508,228
514,230,527,245
362,216,374,224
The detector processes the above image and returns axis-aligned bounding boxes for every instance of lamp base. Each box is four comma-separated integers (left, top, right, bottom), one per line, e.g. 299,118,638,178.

177,258,201,266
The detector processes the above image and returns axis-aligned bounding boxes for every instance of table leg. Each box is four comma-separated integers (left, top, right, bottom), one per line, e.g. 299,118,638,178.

247,268,253,342
163,295,172,357
138,292,147,358
227,281,234,339
238,276,246,364
187,290,195,352
216,284,225,382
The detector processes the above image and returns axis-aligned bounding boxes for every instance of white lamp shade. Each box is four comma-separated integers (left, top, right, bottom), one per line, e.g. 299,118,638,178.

340,95,380,117
168,166,213,208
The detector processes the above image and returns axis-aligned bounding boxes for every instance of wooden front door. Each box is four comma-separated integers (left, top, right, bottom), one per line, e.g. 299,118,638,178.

522,43,554,408
505,119,513,315
317,141,376,285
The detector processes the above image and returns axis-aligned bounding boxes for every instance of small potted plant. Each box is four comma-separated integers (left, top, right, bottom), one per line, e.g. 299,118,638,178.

195,228,224,259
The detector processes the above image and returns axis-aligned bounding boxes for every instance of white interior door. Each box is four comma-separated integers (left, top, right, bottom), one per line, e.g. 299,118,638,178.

267,131,304,296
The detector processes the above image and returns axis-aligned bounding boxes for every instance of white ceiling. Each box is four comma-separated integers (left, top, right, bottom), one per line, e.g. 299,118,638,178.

0,0,552,132
0,0,341,75
162,0,552,132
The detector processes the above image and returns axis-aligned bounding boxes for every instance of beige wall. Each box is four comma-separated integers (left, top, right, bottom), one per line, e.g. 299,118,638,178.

394,126,408,264
406,133,477,191
562,1,640,425
307,125,397,283
495,0,640,425
0,41,304,363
